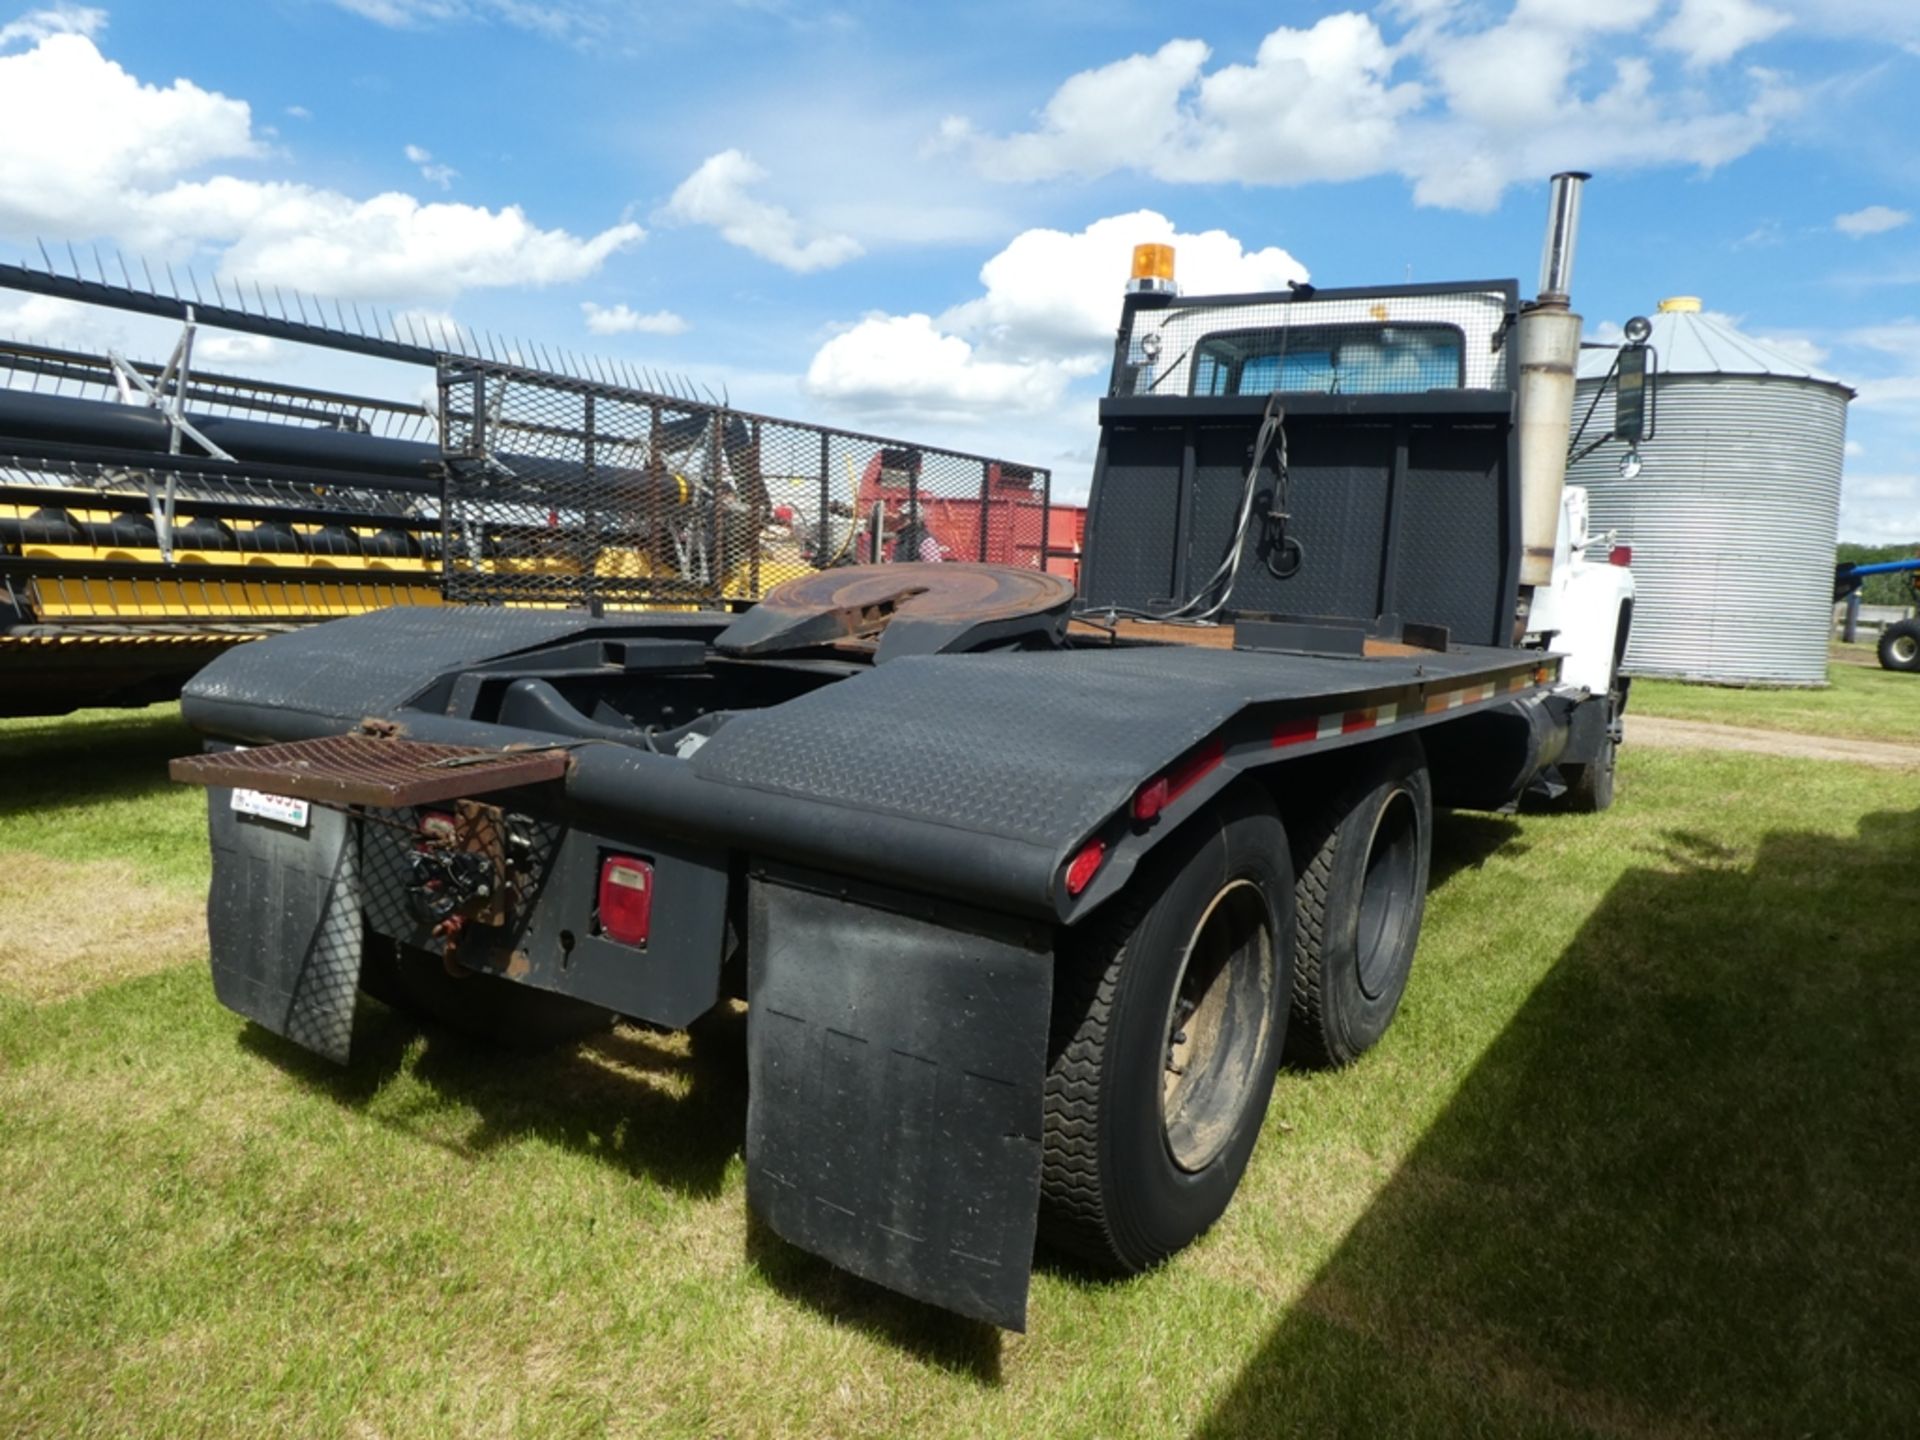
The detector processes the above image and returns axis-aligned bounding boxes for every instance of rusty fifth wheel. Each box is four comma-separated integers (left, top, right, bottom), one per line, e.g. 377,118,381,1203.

1040,785,1293,1273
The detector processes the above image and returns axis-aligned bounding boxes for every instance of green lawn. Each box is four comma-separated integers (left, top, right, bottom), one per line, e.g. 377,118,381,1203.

1629,645,1920,744
1,709,1916,1437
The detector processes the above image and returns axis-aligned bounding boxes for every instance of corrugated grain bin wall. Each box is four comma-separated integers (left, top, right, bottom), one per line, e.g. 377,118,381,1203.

1567,303,1851,686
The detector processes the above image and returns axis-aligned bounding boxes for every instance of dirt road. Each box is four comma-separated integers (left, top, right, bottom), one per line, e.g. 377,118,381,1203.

1628,714,1920,769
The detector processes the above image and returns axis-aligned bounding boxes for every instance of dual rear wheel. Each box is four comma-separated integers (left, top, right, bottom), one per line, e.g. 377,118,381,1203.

1039,740,1432,1272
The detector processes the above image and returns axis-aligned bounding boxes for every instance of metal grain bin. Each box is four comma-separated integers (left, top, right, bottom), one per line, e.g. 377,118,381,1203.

1567,298,1853,686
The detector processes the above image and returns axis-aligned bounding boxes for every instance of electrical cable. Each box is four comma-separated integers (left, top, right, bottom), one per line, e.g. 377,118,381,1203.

1083,390,1288,627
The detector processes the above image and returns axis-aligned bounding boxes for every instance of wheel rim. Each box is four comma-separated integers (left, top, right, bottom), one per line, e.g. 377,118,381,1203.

1354,788,1421,1001
1894,635,1918,665
1161,879,1276,1174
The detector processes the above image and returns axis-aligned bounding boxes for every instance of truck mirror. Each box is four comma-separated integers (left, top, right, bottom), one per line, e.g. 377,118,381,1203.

1613,343,1651,443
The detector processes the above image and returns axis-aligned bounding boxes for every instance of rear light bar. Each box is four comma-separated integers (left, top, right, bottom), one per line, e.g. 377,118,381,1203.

597,854,655,948
1132,737,1226,823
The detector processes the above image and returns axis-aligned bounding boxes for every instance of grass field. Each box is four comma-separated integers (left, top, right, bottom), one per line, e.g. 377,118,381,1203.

1628,643,1920,744
2,705,1916,1437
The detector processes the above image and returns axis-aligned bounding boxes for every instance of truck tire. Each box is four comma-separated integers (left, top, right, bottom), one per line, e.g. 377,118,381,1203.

1563,735,1617,813
1879,619,1920,672
1039,787,1293,1274
1287,739,1432,1068
365,935,616,1049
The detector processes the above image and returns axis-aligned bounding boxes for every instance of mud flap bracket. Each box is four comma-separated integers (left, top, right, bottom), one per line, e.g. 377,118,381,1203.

745,868,1053,1330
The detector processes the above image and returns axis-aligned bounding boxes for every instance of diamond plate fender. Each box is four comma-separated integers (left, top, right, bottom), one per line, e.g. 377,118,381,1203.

206,791,363,1064
745,868,1053,1330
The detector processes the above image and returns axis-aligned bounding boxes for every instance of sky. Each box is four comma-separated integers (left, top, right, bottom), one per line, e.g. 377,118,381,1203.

0,0,1915,536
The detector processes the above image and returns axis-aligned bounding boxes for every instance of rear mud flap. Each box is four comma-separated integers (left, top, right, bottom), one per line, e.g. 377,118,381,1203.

746,871,1053,1330
206,793,363,1064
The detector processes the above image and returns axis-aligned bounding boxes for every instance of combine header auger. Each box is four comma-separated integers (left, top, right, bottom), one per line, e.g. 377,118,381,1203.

0,257,1056,715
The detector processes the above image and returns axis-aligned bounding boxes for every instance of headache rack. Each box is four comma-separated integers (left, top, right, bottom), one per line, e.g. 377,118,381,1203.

1083,281,1525,649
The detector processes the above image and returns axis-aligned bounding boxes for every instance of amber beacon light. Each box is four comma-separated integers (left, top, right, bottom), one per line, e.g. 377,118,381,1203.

1128,243,1177,294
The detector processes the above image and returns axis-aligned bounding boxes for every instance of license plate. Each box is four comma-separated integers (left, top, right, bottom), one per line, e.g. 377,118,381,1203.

230,786,311,830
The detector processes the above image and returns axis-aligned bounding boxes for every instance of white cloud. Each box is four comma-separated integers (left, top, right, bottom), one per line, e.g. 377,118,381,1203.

1749,330,1830,372
803,211,1304,438
134,178,644,299
1839,472,1920,543
196,333,279,365
945,7,1797,212
1835,204,1910,238
1843,320,1920,357
0,31,641,302
404,142,458,190
1851,376,1920,409
941,210,1307,359
1775,0,1920,50
331,0,465,26
0,3,104,48
285,103,312,119
1656,0,1790,67
581,301,688,336
660,150,863,273
0,292,95,343
0,33,258,236
947,17,1420,187
804,313,1099,421
331,0,590,38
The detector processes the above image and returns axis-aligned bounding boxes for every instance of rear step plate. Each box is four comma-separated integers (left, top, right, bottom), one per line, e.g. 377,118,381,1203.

171,735,569,808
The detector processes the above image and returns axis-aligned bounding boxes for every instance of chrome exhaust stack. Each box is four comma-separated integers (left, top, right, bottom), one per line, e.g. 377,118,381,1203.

1516,171,1589,590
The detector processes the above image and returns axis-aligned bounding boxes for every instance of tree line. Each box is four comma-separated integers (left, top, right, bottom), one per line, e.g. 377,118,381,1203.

1837,542,1920,608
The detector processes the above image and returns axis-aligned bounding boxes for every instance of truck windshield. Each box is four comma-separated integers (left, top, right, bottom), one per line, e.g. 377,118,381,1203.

1190,323,1465,396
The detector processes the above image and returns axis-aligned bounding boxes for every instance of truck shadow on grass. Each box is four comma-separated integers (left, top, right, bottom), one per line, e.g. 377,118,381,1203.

243,1000,750,1201
1194,806,1920,1438
0,711,198,820
242,808,1532,1387
247,998,1012,1378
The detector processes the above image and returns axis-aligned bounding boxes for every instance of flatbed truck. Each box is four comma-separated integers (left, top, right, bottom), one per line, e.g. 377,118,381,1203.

172,174,1642,1329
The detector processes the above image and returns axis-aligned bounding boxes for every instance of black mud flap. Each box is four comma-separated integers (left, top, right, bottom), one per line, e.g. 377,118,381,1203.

206,791,363,1065
745,870,1053,1330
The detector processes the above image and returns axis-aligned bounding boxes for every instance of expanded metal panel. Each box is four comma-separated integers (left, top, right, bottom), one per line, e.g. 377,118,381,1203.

1569,373,1849,686
1116,286,1516,399
437,360,1050,609
170,735,569,807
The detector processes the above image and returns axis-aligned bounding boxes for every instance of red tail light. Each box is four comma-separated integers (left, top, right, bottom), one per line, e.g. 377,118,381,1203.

1609,544,1632,567
597,854,654,947
1132,737,1225,822
1132,778,1170,822
1065,839,1107,897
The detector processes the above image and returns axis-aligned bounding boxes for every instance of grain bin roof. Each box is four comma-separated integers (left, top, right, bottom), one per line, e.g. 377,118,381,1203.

1577,297,1850,392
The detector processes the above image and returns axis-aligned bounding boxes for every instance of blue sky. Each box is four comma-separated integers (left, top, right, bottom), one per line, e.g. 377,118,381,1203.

0,0,1916,534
